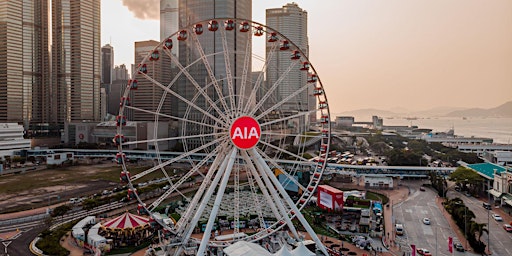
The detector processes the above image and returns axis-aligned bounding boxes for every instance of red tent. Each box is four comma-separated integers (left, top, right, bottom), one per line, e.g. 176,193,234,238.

102,212,149,230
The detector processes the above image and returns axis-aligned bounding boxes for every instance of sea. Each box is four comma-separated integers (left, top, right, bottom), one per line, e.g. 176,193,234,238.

356,116,512,144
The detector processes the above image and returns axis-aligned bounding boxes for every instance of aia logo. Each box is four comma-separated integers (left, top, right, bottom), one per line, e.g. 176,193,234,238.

230,116,260,149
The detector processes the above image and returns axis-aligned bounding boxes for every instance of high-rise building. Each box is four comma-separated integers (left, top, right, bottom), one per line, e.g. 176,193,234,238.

266,3,310,114
52,0,101,124
131,40,170,121
160,0,179,57
101,44,114,85
0,1,51,131
170,0,251,148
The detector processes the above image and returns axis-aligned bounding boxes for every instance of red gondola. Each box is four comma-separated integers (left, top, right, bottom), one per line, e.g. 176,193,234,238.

115,152,126,164
239,21,250,32
116,115,127,126
280,40,290,51
113,134,125,146
194,23,203,35
225,19,235,31
322,129,329,137
127,188,137,200
120,97,130,107
308,74,318,83
150,50,159,61
320,144,327,154
208,20,219,31
268,32,278,42
178,30,187,41
319,101,328,109
313,87,323,96
164,38,173,49
291,50,300,60
128,79,138,90
307,186,314,192
120,170,130,183
320,115,329,124
138,64,147,74
137,203,148,215
300,62,310,71
254,26,264,36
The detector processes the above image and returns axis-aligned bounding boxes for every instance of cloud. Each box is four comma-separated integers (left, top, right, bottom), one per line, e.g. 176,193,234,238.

121,0,160,20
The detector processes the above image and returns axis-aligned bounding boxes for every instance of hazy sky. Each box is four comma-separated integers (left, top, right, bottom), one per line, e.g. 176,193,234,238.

101,0,512,113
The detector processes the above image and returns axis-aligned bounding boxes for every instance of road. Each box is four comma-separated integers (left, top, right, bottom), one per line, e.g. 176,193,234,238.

451,191,512,256
393,181,469,256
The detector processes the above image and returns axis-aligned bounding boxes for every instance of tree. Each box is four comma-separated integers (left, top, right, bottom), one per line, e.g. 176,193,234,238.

449,166,484,194
51,205,70,218
470,222,488,242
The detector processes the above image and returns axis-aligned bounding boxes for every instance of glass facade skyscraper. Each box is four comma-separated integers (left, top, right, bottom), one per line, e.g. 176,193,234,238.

52,0,101,123
0,0,51,132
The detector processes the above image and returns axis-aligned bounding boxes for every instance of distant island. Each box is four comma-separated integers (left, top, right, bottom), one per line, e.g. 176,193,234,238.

335,100,512,118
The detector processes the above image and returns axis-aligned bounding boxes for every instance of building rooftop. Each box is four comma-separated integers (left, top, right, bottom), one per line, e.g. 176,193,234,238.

467,162,506,179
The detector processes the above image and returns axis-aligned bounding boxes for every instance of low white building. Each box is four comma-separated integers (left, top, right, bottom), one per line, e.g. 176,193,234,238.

47,152,74,165
0,123,31,159
363,176,393,189
483,151,512,166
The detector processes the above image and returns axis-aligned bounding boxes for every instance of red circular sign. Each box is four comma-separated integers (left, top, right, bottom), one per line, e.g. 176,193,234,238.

230,116,261,149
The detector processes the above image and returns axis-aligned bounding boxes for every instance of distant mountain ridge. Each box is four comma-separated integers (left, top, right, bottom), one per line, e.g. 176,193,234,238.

336,100,512,118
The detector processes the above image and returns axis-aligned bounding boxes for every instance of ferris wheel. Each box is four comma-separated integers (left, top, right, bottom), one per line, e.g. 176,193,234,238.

116,19,330,255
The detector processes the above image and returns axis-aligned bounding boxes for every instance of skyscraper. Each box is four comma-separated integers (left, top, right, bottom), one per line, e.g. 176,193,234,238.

52,0,101,123
160,0,179,57
131,40,170,121
0,1,51,131
266,3,309,114
173,0,252,117
101,44,114,86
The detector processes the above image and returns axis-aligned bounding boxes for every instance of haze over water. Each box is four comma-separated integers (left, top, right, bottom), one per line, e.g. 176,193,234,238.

382,117,512,144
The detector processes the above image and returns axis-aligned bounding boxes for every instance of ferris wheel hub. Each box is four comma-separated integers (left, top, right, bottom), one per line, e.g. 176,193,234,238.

230,116,261,149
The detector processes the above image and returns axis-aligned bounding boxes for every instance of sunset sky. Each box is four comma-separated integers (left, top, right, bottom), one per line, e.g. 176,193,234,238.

102,0,512,113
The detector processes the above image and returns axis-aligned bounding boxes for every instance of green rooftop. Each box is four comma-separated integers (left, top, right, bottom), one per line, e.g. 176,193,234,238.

467,163,506,179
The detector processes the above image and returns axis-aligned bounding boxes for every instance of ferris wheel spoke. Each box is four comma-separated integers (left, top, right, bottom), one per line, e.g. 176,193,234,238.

236,35,253,116
160,49,229,124
249,60,299,116
122,131,226,146
175,147,229,233
138,72,227,126
255,79,312,120
240,150,283,227
219,28,237,113
125,105,221,130
130,136,227,182
189,31,231,119
249,148,329,256
258,140,309,162
253,148,307,192
152,144,227,218
243,43,279,114
248,150,301,241
259,108,318,127
245,165,267,229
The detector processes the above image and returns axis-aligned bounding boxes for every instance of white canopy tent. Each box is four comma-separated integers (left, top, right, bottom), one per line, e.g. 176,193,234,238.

223,241,272,256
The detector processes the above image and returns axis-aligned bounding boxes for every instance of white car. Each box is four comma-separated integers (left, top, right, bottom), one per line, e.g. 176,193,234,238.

492,213,503,221
422,218,431,225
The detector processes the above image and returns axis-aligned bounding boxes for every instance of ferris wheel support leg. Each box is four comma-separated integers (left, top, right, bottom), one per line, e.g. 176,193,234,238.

197,148,238,256
250,148,329,256
175,148,235,256
240,151,282,226
250,152,301,241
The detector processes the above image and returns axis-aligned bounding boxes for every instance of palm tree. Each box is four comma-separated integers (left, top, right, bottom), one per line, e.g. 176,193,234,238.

470,222,488,242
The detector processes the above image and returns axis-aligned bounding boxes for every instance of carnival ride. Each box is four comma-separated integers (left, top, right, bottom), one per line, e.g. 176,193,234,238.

116,19,331,255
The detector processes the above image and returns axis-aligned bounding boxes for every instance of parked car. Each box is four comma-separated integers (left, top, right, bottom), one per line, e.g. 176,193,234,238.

492,213,503,221
422,218,431,225
454,242,464,252
482,202,492,210
503,224,512,232
419,186,425,191
417,248,432,256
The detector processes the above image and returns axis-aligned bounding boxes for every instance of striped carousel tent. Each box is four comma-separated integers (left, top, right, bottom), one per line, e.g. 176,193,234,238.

102,212,149,231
